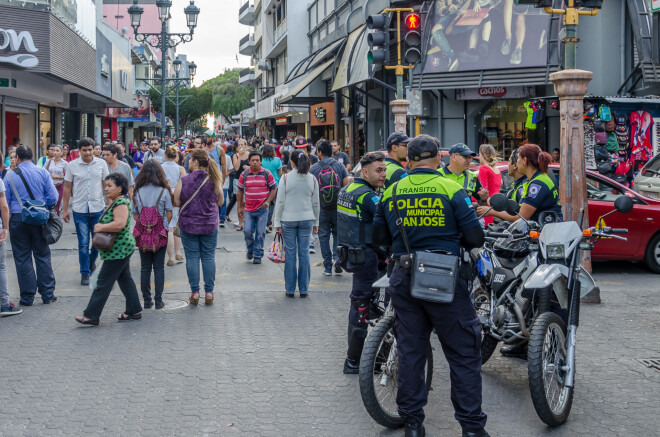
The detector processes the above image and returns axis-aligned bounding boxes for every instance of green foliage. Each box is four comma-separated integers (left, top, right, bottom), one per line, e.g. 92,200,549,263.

149,86,213,134
188,116,208,135
200,69,254,121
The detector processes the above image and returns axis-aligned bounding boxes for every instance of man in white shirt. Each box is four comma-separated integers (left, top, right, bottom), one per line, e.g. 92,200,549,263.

62,138,109,286
103,143,134,200
144,136,165,163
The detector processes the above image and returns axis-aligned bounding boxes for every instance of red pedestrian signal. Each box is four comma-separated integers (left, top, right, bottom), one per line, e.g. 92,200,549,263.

405,13,420,30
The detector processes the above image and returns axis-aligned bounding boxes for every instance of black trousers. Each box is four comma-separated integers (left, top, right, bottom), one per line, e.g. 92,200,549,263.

139,246,166,302
8,214,56,304
83,254,142,321
348,251,380,329
389,265,487,431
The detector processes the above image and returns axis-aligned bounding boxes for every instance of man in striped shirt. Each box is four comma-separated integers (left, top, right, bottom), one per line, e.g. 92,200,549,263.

237,151,277,264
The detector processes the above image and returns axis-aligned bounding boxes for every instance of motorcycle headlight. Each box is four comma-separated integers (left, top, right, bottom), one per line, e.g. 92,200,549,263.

546,244,565,259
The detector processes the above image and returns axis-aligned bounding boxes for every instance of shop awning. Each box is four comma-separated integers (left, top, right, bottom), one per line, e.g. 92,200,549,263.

331,25,370,92
600,96,660,105
286,38,346,83
276,59,334,105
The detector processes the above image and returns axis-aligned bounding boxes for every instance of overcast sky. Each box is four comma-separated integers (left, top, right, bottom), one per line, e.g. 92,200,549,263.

169,0,252,86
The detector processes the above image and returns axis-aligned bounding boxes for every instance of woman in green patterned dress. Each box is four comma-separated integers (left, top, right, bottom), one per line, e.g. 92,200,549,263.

75,173,142,325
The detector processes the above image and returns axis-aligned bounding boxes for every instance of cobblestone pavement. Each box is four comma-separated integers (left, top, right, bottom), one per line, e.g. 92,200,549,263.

0,220,659,436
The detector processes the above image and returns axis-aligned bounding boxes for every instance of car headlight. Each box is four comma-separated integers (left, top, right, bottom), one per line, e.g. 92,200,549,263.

546,244,565,260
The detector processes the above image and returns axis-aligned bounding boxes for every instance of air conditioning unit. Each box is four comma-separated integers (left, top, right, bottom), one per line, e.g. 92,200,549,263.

257,60,271,71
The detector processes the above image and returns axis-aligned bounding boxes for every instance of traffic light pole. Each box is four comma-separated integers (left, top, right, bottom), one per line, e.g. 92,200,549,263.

543,1,600,300
383,8,414,100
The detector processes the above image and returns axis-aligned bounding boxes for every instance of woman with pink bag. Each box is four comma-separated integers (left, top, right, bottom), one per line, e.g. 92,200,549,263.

273,150,320,298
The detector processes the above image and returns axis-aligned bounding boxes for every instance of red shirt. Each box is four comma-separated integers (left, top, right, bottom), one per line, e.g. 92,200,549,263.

237,167,277,212
478,165,502,226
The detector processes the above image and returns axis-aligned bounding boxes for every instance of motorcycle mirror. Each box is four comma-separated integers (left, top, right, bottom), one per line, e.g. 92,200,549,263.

614,195,633,214
506,199,521,215
489,193,509,212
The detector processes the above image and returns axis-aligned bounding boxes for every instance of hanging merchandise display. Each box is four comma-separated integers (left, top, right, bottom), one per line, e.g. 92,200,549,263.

584,119,597,170
523,100,544,130
629,109,654,164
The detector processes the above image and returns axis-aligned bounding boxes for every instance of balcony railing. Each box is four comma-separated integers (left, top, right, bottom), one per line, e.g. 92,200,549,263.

239,0,252,15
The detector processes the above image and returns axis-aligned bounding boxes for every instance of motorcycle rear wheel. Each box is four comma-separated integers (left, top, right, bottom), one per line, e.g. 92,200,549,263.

527,312,574,427
359,315,433,429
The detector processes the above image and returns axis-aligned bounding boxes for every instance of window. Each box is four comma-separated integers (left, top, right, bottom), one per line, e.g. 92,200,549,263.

585,175,626,202
310,4,317,29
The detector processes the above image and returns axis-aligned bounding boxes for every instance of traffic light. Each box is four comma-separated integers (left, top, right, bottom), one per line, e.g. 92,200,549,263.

367,13,392,66
403,12,422,65
515,0,552,5
575,0,603,7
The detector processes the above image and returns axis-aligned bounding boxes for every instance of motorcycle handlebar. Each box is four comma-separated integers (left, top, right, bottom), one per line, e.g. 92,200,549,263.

611,228,628,234
485,232,509,238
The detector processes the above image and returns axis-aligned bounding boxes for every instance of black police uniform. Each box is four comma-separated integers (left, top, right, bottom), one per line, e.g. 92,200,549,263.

336,178,381,372
373,168,488,433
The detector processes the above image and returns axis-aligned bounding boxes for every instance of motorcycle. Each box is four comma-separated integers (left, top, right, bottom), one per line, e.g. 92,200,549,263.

358,274,433,429
481,193,633,426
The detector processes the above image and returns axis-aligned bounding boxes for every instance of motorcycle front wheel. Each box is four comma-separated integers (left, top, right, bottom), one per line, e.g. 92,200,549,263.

471,287,498,364
359,314,433,429
527,312,574,427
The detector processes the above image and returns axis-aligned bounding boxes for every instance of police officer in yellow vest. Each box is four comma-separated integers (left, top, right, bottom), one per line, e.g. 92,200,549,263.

384,132,410,189
373,135,489,437
506,148,527,203
336,152,387,374
439,143,489,202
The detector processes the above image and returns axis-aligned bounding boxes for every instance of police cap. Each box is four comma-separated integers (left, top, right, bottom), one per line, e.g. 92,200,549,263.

386,132,410,151
449,143,477,157
408,135,440,162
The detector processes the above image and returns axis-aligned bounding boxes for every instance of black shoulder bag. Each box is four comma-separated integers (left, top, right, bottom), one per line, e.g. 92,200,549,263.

391,182,460,304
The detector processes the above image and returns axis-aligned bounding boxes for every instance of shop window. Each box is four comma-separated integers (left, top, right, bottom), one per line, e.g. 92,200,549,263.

39,106,52,152
479,99,544,160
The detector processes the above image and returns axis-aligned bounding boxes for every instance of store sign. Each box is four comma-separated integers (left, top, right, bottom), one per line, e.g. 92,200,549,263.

653,0,660,12
118,95,151,122
314,107,326,122
0,28,39,68
287,130,297,138
0,78,17,88
276,117,288,125
456,86,535,100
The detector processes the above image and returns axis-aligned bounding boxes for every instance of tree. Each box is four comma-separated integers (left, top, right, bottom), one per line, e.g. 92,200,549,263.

200,69,254,122
188,116,207,135
149,86,213,134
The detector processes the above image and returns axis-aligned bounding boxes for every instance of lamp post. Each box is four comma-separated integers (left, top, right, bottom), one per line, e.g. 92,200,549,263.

172,59,197,139
128,0,200,140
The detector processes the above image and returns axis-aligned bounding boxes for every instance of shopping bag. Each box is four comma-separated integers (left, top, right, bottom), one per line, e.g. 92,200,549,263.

267,234,286,264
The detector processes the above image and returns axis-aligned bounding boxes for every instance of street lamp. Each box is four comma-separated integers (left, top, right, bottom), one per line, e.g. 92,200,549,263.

172,58,197,139
129,0,200,139
173,59,182,75
188,61,197,78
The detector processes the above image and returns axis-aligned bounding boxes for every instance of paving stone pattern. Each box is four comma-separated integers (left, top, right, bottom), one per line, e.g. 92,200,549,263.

1,222,659,436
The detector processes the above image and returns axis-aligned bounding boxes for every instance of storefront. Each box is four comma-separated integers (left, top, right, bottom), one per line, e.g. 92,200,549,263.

310,102,335,142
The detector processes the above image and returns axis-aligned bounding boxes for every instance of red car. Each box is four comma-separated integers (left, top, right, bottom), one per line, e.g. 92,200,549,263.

491,163,660,273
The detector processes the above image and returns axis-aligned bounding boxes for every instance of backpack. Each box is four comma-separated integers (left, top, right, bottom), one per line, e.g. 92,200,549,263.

133,189,168,252
594,144,609,162
317,162,341,209
598,105,612,122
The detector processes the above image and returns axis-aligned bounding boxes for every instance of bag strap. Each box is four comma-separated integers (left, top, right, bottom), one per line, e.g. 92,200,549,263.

391,181,412,257
7,173,23,205
14,168,36,201
45,159,51,171
179,176,209,214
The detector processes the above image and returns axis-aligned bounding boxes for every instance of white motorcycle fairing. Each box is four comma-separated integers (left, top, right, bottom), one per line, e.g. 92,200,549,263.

524,264,596,308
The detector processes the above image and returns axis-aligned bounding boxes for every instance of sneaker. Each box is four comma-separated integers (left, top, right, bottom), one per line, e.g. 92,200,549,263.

266,225,273,233
252,257,262,264
333,259,343,275
0,303,23,317
309,245,316,254
501,37,511,55
219,222,225,228
43,296,57,304
510,47,522,65
167,259,175,266
233,221,240,227
323,267,332,276
155,299,165,310
81,275,90,286
247,251,253,260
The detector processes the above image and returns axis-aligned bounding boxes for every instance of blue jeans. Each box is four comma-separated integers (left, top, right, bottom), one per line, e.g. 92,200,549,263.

318,210,339,269
281,220,313,295
73,211,103,276
219,188,228,223
244,208,268,259
180,229,218,294
8,214,56,303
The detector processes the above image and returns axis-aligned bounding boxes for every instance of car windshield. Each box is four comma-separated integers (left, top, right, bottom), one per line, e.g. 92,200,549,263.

586,174,626,202
641,155,660,177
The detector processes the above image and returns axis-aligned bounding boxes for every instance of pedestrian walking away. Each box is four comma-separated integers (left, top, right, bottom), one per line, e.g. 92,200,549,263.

336,152,387,374
44,144,68,216
62,138,109,286
174,149,224,305
75,173,142,326
372,135,489,437
162,146,186,265
133,160,173,310
0,175,21,316
273,150,319,297
309,140,350,275
4,145,59,306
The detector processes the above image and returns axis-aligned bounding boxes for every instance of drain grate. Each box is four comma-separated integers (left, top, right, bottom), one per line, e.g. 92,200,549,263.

637,358,660,372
